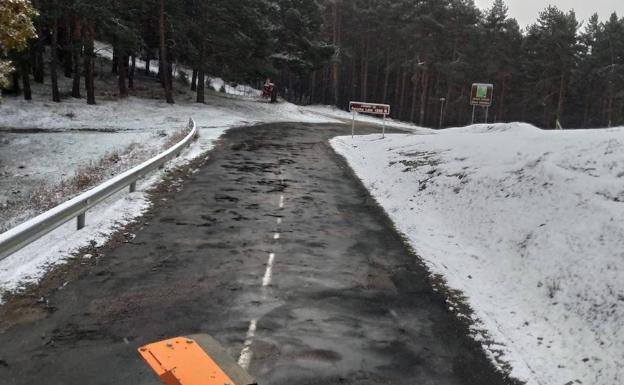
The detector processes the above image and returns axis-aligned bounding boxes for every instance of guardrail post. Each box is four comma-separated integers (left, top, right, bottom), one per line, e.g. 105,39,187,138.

129,181,137,193
77,213,86,230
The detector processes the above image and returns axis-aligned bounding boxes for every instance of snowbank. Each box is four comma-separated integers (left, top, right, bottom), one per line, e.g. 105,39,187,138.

331,123,624,385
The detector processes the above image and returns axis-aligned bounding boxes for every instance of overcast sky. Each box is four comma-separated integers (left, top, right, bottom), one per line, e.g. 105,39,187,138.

474,0,624,29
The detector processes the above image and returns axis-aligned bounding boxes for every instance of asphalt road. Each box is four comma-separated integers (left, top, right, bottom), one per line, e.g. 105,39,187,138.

0,123,513,385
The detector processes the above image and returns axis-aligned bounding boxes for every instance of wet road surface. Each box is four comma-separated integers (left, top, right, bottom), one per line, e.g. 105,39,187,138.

0,123,512,385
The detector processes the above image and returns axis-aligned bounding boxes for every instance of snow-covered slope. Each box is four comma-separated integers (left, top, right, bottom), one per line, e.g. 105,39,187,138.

331,123,624,385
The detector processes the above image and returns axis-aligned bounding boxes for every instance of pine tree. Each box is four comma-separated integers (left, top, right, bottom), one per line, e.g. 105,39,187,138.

523,6,580,128
482,0,522,122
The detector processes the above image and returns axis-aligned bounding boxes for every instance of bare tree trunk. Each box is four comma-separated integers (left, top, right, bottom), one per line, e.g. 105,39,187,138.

349,54,357,104
382,53,390,102
459,85,467,125
10,72,21,95
129,56,136,89
71,15,82,98
556,71,566,126
112,46,119,74
330,0,340,106
310,71,316,104
196,41,205,103
196,69,205,103
83,22,96,105
582,80,593,127
158,48,163,84
360,33,369,101
33,40,45,83
61,12,74,79
21,60,32,100
288,68,295,103
419,66,429,126
496,77,507,122
167,61,174,90
543,93,550,128
51,18,61,102
607,65,614,127
399,71,407,119
160,0,174,104
191,69,198,91
321,65,328,104
63,13,73,78
444,79,453,126
118,52,128,97
410,70,420,122
393,68,401,108
31,0,45,84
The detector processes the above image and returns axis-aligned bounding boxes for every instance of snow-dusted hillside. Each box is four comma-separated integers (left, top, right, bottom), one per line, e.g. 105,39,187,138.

331,123,624,385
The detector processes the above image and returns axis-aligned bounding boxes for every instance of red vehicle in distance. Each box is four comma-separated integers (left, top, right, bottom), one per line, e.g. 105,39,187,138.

262,78,278,103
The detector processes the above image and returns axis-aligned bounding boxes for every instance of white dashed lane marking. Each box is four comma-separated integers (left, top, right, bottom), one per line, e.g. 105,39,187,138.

238,319,257,370
262,253,276,287
238,184,285,369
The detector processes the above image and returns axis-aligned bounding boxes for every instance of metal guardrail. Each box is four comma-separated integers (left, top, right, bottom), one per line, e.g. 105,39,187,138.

0,118,198,261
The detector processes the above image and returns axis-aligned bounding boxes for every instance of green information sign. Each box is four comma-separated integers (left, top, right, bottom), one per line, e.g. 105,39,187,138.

470,83,494,107
476,85,488,98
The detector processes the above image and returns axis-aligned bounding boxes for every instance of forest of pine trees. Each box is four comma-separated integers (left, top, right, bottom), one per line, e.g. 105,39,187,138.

314,0,624,129
1,0,624,129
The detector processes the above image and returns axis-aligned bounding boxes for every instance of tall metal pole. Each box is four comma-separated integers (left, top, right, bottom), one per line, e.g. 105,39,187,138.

439,98,446,129
471,105,476,125
382,114,386,138
485,107,489,124
352,111,355,139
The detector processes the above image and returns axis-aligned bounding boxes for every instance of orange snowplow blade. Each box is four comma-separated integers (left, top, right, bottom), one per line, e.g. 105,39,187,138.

138,335,256,385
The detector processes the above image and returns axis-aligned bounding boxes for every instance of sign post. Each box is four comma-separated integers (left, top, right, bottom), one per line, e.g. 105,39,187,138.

382,114,386,138
349,101,391,139
439,97,446,128
470,83,494,124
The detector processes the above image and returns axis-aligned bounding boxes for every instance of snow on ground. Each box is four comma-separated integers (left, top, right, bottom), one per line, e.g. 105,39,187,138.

331,123,624,385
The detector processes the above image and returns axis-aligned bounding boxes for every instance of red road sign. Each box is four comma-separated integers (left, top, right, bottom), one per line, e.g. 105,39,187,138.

470,84,494,107
349,102,390,115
